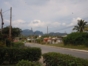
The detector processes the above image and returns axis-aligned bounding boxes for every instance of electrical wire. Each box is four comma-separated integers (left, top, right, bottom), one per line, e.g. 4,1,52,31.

2,9,10,13
53,25,75,32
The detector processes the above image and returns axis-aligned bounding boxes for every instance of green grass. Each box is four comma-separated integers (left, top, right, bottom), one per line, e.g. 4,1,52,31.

43,43,88,51
0,65,16,66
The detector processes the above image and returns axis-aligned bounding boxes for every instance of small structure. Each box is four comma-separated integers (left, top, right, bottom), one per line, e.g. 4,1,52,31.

43,37,62,44
14,37,19,42
27,37,36,42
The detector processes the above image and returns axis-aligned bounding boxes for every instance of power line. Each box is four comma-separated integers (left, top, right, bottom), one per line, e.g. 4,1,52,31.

59,26,74,31
54,25,75,32
2,9,10,13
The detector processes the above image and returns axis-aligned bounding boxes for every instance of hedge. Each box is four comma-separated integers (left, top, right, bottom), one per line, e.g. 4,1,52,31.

16,60,42,66
43,52,88,66
0,47,41,65
12,42,25,48
63,32,88,46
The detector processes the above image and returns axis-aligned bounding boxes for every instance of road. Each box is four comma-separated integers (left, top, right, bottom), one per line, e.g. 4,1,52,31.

25,43,88,59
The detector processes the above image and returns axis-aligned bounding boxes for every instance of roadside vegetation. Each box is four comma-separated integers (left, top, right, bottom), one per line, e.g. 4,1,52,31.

0,19,88,66
0,27,42,66
62,19,88,50
35,19,88,50
43,52,88,66
63,32,88,46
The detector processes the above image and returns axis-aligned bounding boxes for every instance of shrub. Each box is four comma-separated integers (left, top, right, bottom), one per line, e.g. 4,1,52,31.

0,47,41,64
43,52,88,66
16,60,33,66
6,39,12,47
12,42,25,48
0,41,6,47
63,32,88,46
36,39,42,43
16,60,42,66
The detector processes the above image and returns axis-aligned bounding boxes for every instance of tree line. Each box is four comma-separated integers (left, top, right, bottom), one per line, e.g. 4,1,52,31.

63,19,88,46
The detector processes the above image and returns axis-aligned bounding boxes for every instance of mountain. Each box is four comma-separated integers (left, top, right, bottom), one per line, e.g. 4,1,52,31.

34,31,43,35
21,29,43,36
49,32,67,36
21,29,33,36
21,29,67,36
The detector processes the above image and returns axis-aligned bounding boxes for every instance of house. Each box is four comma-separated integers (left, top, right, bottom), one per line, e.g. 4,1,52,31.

14,37,19,42
43,37,62,44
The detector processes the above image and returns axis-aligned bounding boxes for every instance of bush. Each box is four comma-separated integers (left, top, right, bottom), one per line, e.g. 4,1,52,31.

63,32,88,46
0,41,6,47
36,39,42,43
0,39,12,47
0,33,11,47
16,60,42,66
16,60,33,66
12,42,25,48
0,47,41,64
6,39,12,47
43,52,88,66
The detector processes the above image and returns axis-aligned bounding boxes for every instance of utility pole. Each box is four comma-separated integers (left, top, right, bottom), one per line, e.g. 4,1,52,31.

0,9,4,34
31,28,33,43
47,26,48,35
9,7,12,40
0,10,2,33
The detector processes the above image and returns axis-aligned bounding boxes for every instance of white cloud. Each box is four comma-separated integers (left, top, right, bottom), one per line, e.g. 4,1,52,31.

62,23,66,26
12,19,26,28
28,20,46,28
4,1,12,7
77,17,82,20
68,17,82,26
28,20,61,28
13,19,25,24
1,0,88,33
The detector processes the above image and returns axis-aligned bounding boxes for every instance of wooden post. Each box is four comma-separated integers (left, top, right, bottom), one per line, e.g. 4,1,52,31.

9,7,12,40
0,10,1,33
47,26,48,35
0,9,4,34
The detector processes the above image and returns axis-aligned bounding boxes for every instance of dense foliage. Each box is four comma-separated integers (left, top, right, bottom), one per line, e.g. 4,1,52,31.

16,60,41,66
43,52,88,66
16,60,33,66
3,26,22,39
63,32,88,46
12,42,25,48
0,47,41,65
0,26,22,47
0,33,12,47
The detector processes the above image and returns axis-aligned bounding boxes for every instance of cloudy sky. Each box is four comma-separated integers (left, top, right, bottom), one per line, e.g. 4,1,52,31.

0,0,88,33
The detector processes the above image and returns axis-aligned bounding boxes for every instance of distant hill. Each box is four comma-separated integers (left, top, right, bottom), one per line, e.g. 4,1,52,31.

21,29,43,36
34,31,43,35
49,32,67,36
21,29,67,36
21,29,33,36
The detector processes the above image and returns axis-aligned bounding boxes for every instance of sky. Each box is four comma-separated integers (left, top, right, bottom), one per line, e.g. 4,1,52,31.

0,0,88,33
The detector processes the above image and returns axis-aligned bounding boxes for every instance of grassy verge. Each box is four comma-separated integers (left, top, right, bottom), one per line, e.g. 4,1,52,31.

41,43,88,51
0,65,16,66
0,62,42,66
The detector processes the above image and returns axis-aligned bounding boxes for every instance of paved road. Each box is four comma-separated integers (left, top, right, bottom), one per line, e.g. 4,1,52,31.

25,43,88,59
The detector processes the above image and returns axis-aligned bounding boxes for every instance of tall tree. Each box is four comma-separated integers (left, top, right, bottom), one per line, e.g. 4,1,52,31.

3,26,22,39
73,19,87,32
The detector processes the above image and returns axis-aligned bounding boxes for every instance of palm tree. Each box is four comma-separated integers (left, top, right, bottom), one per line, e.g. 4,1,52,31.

73,19,87,32
84,24,88,31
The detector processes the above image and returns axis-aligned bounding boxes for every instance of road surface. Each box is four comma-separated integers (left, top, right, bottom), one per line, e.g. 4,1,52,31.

25,43,88,59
